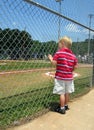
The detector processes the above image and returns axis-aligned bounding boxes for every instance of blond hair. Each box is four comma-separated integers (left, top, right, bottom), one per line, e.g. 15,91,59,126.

59,36,72,48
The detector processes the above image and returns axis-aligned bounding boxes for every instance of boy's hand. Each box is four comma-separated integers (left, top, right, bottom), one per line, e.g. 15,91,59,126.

48,54,57,66
48,54,53,61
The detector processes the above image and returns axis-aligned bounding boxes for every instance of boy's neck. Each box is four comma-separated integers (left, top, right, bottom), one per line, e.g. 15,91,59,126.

61,47,68,49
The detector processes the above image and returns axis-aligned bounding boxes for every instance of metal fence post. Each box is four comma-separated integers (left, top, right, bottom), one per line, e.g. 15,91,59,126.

92,48,94,86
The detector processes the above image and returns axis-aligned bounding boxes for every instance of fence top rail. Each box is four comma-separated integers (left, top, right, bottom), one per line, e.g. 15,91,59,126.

24,0,94,32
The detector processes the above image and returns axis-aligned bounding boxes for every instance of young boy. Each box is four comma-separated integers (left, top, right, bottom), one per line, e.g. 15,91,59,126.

48,36,78,114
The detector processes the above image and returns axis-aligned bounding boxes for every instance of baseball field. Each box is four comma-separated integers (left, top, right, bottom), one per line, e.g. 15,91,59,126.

0,60,93,128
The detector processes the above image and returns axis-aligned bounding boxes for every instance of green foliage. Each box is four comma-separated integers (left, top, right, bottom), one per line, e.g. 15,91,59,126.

0,28,57,60
0,28,94,60
42,41,58,55
0,28,33,60
72,40,94,56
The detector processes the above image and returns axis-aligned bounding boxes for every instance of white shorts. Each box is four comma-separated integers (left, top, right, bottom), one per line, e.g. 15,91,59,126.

53,79,74,95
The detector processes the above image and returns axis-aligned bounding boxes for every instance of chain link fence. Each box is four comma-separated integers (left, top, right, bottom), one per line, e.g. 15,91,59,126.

0,0,94,128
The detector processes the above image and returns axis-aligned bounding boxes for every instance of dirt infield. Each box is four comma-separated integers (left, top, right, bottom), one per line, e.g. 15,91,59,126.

0,68,55,75
0,63,92,75
78,64,93,68
0,68,80,78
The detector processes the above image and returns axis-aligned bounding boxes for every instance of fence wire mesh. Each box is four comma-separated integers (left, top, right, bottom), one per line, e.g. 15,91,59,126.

0,0,94,128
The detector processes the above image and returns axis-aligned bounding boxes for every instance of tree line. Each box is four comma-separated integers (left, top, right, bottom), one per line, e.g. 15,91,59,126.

0,28,93,60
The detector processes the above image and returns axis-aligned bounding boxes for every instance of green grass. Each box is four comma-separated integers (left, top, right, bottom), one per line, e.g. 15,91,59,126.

0,86,53,127
0,64,92,98
0,61,93,129
0,71,53,98
0,76,90,129
0,66,92,98
0,60,51,72
75,67,92,78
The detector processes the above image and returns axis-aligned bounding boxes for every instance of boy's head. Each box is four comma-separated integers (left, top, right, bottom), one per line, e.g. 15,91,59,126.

58,36,72,49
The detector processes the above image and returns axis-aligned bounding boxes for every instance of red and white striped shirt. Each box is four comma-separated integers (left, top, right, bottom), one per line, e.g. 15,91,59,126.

53,48,78,80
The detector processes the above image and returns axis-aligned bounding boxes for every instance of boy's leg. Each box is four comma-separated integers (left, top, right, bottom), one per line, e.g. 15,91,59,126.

65,93,69,105
57,94,66,114
60,94,65,107
65,93,70,110
64,80,74,110
53,79,66,114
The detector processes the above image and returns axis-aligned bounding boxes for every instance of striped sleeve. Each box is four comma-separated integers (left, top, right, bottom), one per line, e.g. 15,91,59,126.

53,52,58,61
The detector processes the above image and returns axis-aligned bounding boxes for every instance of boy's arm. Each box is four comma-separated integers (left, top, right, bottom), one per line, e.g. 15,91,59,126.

48,54,57,66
